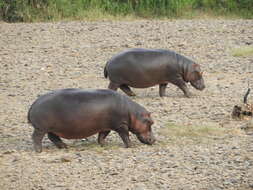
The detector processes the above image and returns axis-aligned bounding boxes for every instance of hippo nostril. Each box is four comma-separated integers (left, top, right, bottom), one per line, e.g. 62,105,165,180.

148,137,155,144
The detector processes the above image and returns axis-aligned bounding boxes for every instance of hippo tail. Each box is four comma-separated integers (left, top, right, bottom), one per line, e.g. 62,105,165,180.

27,98,38,124
104,62,108,78
27,105,32,124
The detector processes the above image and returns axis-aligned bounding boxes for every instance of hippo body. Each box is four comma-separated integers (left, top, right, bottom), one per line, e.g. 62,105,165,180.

28,89,155,152
104,48,205,97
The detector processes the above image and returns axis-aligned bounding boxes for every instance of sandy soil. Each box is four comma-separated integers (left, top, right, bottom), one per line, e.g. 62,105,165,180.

0,19,253,190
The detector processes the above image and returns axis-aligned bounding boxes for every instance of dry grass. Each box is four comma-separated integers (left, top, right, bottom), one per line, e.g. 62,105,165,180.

68,139,122,153
158,123,232,145
231,46,253,57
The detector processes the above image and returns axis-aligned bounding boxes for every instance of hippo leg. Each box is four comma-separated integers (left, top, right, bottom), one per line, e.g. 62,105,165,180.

120,85,136,96
48,132,67,149
32,129,46,153
159,83,168,97
171,79,191,97
98,130,111,146
108,82,119,91
115,124,131,148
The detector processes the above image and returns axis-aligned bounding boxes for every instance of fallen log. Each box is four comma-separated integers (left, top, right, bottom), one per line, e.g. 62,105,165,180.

232,88,252,119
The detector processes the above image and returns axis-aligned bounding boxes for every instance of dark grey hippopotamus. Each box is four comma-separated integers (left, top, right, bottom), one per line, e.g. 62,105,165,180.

27,88,155,152
104,48,205,97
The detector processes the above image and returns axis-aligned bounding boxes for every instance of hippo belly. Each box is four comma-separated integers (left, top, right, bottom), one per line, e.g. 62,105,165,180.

107,57,170,88
52,115,112,139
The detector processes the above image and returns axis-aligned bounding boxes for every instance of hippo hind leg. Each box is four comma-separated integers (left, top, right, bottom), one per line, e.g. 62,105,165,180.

32,128,46,153
159,83,168,97
120,84,136,96
48,132,67,149
108,82,119,91
98,130,111,146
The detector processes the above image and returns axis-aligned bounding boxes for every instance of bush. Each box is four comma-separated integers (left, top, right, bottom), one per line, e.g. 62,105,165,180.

0,0,252,22
0,0,24,22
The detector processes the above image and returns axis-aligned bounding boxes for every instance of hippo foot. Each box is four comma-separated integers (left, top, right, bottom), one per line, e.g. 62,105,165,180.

124,141,132,148
55,142,68,149
184,92,193,98
98,131,111,146
127,92,136,97
98,139,107,147
99,143,106,147
34,144,42,153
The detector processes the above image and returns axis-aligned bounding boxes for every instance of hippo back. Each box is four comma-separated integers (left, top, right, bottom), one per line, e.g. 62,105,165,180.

106,48,182,87
28,89,146,127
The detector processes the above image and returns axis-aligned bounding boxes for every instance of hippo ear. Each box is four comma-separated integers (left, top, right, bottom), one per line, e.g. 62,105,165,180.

147,112,151,117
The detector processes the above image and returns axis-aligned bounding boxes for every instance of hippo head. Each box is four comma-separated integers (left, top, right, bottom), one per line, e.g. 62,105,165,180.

186,63,205,90
130,112,156,145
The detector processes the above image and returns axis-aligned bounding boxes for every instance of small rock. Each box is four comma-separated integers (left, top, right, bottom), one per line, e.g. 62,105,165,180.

8,94,16,97
135,41,142,46
2,150,16,154
60,156,72,163
122,44,130,48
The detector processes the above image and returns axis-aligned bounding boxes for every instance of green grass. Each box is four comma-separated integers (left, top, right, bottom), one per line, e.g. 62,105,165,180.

165,124,224,137
158,123,233,145
1,0,253,22
231,46,253,57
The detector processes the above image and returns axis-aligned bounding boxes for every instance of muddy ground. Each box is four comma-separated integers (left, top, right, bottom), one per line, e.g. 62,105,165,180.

0,19,253,190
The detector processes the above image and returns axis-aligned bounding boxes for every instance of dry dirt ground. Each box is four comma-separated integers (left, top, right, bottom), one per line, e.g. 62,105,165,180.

0,20,253,190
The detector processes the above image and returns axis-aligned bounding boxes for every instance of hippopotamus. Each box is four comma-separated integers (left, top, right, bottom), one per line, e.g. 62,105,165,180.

27,88,155,152
104,48,205,97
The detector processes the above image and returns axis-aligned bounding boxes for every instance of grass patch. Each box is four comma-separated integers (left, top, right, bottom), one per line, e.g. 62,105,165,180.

231,46,253,57
1,0,253,22
158,123,228,145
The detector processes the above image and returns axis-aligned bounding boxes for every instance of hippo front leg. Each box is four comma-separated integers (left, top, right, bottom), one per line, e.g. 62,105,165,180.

171,79,191,97
115,124,131,148
179,84,191,98
108,82,119,91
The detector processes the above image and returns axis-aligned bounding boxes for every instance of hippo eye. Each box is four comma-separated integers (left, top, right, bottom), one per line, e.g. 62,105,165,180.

192,71,202,81
143,119,153,126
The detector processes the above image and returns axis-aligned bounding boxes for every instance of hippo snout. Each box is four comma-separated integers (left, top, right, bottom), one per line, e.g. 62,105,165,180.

190,79,205,91
147,137,156,145
136,133,156,145
198,84,205,91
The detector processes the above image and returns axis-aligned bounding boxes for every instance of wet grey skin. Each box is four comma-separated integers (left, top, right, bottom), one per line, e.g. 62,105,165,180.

27,88,155,152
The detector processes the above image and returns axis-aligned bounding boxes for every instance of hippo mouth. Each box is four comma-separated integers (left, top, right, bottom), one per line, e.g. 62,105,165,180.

190,80,205,91
136,134,156,145
195,85,205,91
